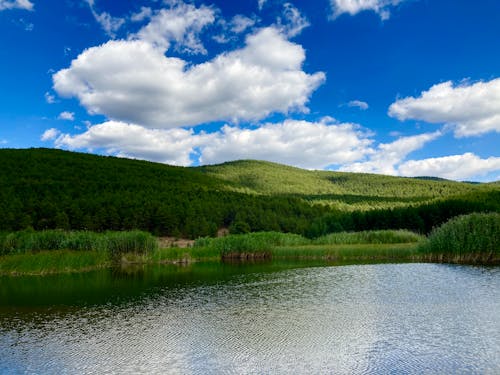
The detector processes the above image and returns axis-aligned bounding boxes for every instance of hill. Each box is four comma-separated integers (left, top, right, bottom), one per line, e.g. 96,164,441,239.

0,148,498,238
198,160,490,210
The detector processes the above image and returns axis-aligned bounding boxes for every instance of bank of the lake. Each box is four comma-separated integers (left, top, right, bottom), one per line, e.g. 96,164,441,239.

1,213,499,276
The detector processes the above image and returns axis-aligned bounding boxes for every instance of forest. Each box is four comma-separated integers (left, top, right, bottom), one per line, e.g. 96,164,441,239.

1,148,499,239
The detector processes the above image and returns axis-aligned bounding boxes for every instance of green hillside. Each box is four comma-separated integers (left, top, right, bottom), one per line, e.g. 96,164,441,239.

199,159,490,210
0,148,498,238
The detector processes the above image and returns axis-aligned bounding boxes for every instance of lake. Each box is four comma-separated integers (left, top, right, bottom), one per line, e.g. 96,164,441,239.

1,262,499,374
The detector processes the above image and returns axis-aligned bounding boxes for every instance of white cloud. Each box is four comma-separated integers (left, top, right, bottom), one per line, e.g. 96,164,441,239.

52,121,212,166
348,100,369,110
200,119,373,168
330,0,403,20
340,131,441,175
230,15,256,34
0,0,33,11
41,128,61,141
86,0,125,37
388,78,500,137
278,3,310,38
135,2,215,54
53,27,325,129
45,92,56,104
131,6,152,22
398,153,500,181
49,118,373,169
258,0,266,11
58,111,75,121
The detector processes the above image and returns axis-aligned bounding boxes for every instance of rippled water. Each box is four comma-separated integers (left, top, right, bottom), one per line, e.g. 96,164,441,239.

1,262,499,374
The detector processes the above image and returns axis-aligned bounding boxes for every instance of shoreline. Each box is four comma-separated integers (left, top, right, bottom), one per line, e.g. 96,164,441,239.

1,242,498,277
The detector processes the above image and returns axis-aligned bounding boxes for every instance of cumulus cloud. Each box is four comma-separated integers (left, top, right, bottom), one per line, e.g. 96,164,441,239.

340,131,441,175
330,0,403,20
45,92,56,104
398,153,500,181
131,6,152,22
230,15,256,34
53,27,325,129
0,0,33,11
278,3,310,38
51,121,212,166
200,119,372,168
388,78,500,137
347,100,369,110
41,128,61,141
57,111,75,121
86,0,125,37
135,2,215,54
58,111,75,121
47,118,373,169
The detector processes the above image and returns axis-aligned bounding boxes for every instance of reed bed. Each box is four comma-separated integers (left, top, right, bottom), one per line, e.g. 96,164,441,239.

0,250,109,275
314,230,424,245
418,212,500,263
194,231,309,258
0,230,158,256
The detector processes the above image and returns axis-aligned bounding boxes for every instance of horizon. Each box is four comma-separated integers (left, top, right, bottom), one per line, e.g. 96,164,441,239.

1,0,499,181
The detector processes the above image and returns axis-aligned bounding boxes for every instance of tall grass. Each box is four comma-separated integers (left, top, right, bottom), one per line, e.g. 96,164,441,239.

0,250,109,275
314,230,424,245
0,230,158,256
418,213,500,263
194,231,309,258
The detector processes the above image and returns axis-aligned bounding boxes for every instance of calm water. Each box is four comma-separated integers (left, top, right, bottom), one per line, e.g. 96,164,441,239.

1,262,499,374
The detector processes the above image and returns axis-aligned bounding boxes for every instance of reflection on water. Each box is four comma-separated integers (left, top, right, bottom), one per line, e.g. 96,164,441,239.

1,262,499,374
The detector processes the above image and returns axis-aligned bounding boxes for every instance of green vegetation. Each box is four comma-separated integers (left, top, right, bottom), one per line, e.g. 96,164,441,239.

313,229,423,245
0,230,157,256
0,250,108,276
418,213,500,264
1,149,499,240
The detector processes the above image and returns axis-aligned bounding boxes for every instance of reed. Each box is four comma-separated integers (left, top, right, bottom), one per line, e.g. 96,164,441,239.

194,231,309,258
314,230,424,245
271,243,419,261
418,212,500,263
0,229,157,256
0,250,109,275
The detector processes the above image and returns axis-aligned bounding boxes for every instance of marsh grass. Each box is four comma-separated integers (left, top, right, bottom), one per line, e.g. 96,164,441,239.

314,230,424,245
271,243,419,261
194,232,309,258
418,213,500,263
0,250,109,275
0,230,158,256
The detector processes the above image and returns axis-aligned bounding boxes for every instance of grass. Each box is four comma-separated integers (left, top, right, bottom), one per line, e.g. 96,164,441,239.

1,220,497,276
0,230,158,256
418,212,500,264
313,229,424,245
0,250,109,276
271,243,419,261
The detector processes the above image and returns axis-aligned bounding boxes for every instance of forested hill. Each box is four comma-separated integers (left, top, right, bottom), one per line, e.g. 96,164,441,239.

1,148,498,238
198,159,491,210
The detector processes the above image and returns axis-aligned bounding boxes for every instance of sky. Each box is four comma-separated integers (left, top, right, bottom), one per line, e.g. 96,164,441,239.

1,0,500,181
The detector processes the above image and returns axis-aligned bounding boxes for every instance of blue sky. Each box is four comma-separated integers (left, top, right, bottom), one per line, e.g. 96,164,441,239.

1,0,500,181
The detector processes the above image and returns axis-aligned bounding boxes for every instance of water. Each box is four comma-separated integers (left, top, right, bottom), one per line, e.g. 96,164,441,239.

1,262,499,374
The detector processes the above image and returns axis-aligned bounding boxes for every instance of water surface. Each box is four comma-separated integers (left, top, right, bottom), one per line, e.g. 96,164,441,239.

1,262,499,374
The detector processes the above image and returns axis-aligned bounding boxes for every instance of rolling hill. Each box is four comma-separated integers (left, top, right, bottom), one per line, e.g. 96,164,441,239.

1,148,498,237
